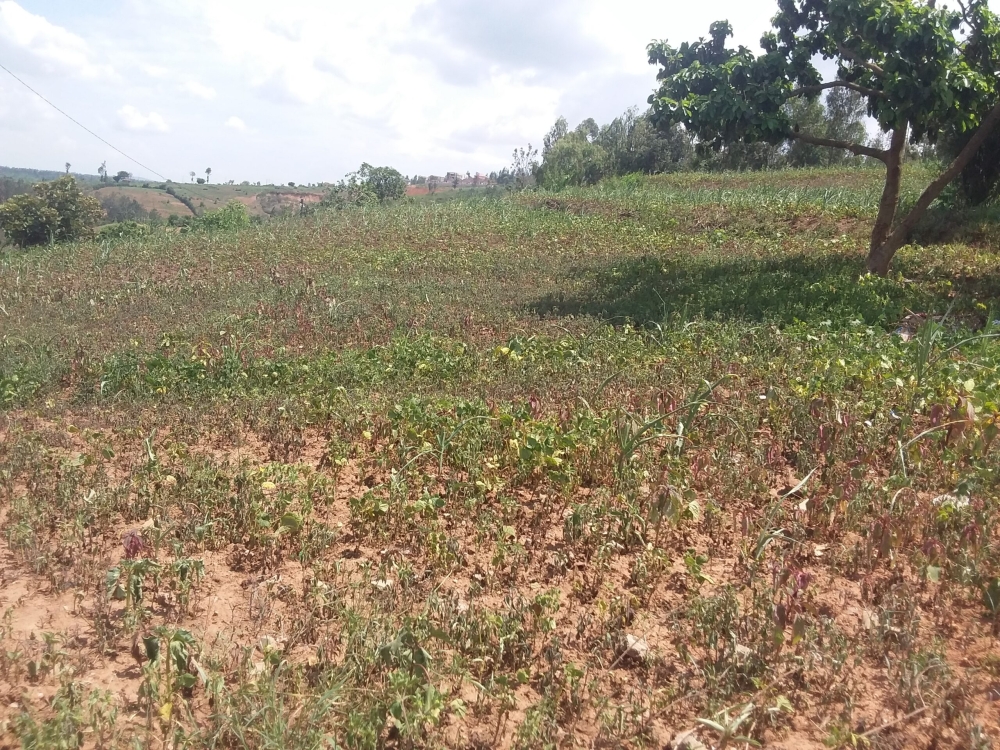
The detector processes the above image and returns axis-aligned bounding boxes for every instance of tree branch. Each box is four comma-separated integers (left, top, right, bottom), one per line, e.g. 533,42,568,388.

788,131,887,161
956,0,976,28
790,81,885,98
877,96,1000,254
836,43,885,76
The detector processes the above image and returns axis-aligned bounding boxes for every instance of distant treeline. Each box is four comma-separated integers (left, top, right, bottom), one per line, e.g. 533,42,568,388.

0,166,103,184
532,91,938,190
98,193,160,224
0,177,32,203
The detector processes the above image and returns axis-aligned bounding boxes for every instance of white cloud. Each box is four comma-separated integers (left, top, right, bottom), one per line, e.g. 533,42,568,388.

0,75,54,130
174,0,561,164
0,1,113,79
0,0,794,182
142,64,169,78
181,80,217,100
117,105,169,132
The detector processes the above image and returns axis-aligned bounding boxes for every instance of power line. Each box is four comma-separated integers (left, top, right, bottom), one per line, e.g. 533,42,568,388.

0,60,169,181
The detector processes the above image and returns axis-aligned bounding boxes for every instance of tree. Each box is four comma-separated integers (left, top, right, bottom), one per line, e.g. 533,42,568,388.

596,107,694,174
694,141,785,172
100,193,150,223
65,162,71,175
493,168,515,187
935,3,1000,205
784,97,828,167
196,177,206,185
939,123,1000,205
0,196,58,247
543,117,569,156
0,177,31,203
190,171,196,183
510,144,539,191
98,162,107,183
355,163,407,202
823,88,868,166
322,164,408,207
114,171,131,185
0,176,103,247
205,167,212,183
537,126,609,189
647,1,1000,275
575,118,600,142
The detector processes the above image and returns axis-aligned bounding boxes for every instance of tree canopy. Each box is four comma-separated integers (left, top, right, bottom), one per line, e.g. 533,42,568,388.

321,164,408,208
356,164,407,202
537,119,609,189
648,0,1000,274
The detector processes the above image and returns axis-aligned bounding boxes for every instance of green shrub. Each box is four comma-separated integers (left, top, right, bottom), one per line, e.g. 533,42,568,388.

97,220,151,242
0,176,103,247
190,200,251,232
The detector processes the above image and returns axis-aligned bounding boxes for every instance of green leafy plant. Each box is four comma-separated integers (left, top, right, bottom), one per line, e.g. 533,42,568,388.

0,176,103,247
696,702,760,748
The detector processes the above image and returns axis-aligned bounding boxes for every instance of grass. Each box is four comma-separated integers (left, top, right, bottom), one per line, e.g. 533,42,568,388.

1,166,999,748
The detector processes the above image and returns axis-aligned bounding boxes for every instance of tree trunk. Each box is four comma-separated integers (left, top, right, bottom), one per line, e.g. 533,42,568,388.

867,97,1000,276
868,127,907,263
866,231,907,277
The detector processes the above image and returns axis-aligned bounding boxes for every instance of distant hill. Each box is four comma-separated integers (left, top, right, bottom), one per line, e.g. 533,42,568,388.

0,166,104,184
0,166,332,220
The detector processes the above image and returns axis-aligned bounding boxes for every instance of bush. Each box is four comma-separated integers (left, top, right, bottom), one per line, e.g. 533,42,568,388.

190,200,251,232
0,176,103,247
0,196,59,247
97,221,151,242
321,182,376,209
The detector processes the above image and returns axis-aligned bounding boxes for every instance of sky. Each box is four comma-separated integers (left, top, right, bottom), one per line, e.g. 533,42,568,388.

0,0,790,184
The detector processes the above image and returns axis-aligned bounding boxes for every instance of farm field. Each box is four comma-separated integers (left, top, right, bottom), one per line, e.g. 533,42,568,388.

88,183,327,221
1,167,1000,748
92,186,198,218
164,183,325,218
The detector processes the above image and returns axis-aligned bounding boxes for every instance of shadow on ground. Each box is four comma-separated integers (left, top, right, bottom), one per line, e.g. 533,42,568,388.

531,251,992,328
910,203,1000,248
